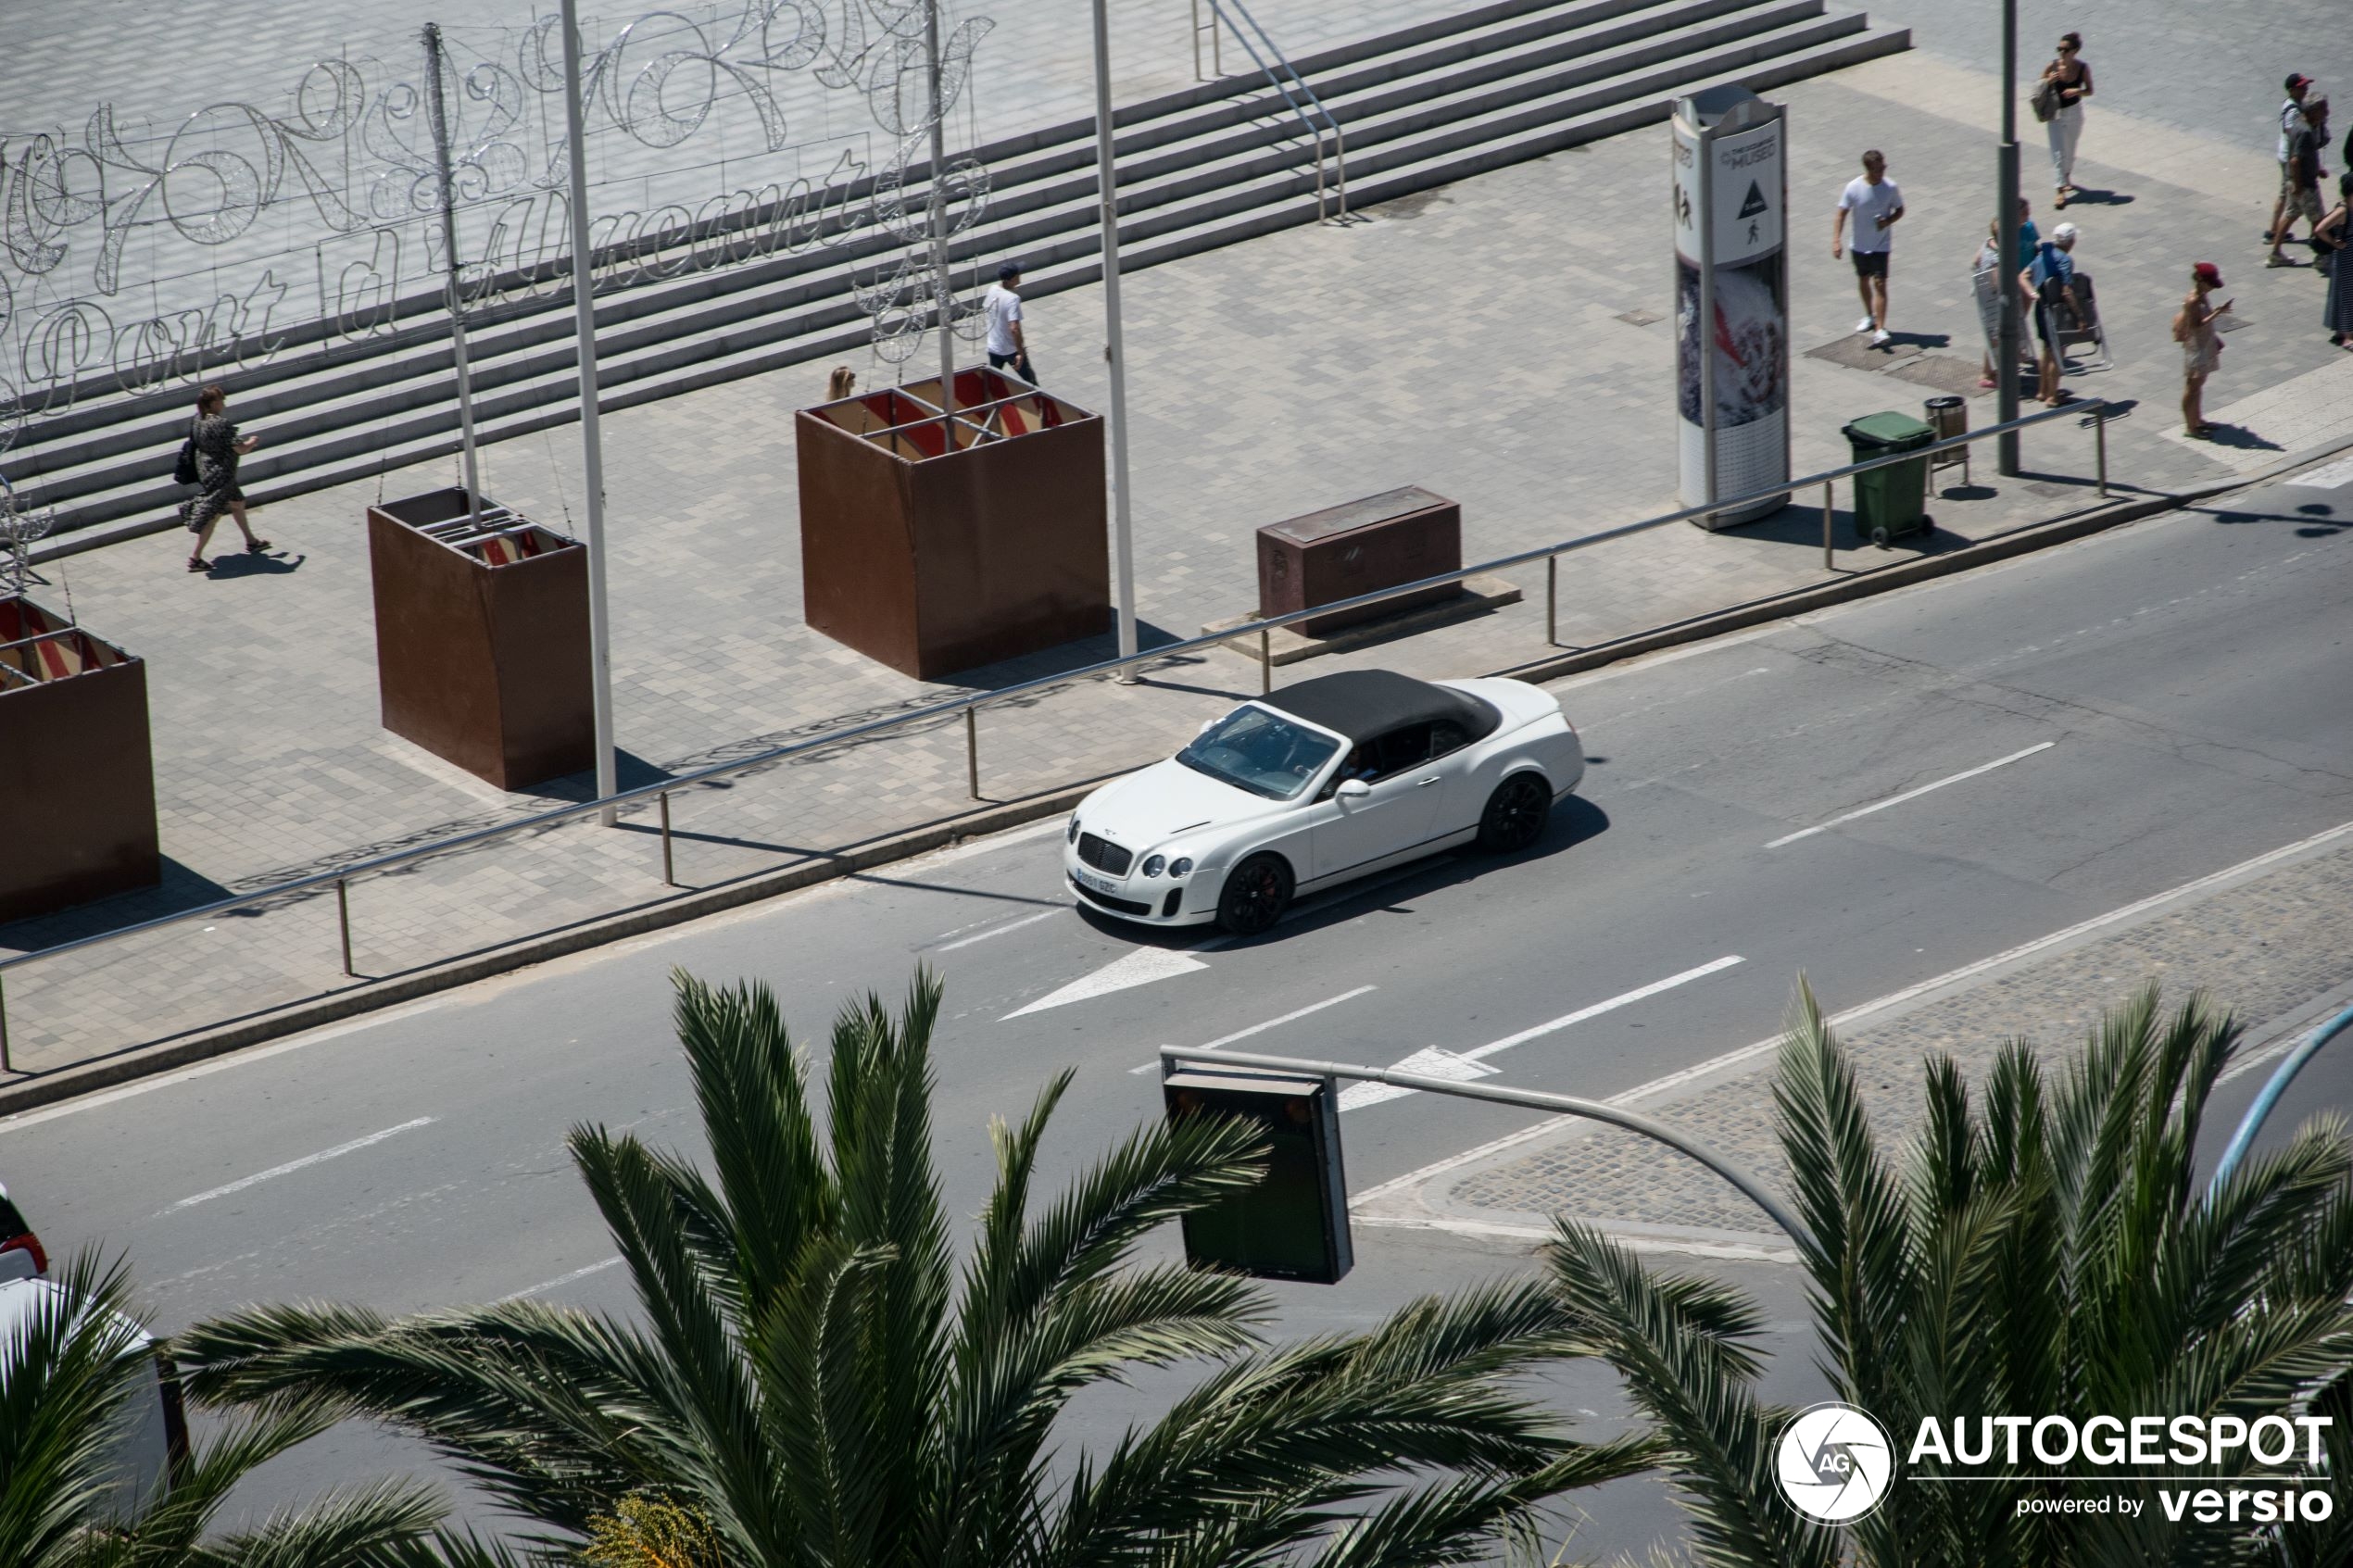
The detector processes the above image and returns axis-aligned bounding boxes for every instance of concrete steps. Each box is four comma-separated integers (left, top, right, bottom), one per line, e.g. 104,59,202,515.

18,0,1906,551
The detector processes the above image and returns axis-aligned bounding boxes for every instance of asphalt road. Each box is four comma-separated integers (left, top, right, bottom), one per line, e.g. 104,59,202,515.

8,460,2353,1558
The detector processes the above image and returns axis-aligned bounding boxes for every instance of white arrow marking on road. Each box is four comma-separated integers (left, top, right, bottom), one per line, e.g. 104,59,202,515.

1341,955,1744,1110
1340,1047,1500,1110
1132,985,1380,1073
1765,742,2056,848
1002,940,1227,1019
167,1117,437,1211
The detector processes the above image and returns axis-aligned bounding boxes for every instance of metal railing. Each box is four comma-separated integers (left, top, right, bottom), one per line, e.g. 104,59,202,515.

0,399,2109,1072
1189,0,1347,221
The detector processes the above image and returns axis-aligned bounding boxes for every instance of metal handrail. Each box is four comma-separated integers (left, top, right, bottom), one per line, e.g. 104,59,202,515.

1199,0,1347,221
0,398,2108,1070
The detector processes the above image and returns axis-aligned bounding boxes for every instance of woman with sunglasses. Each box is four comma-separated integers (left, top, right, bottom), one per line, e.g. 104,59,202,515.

2041,32,2094,208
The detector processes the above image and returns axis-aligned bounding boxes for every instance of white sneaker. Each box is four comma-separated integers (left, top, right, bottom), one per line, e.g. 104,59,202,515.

1872,328,1893,345
1856,316,1876,333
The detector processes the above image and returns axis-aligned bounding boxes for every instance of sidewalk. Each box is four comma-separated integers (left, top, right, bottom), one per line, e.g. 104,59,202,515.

9,44,2353,1078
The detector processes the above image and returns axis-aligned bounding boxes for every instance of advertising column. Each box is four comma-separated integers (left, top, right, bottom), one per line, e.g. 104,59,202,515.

1672,87,1789,528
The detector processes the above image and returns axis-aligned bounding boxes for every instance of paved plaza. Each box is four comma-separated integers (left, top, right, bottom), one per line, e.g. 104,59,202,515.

10,26,2353,1076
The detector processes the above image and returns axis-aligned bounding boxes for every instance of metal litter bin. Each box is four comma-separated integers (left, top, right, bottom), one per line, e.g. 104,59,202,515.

1843,410,1934,545
1923,395,1969,490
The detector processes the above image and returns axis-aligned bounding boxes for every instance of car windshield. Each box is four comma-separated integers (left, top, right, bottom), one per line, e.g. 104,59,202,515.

1176,705,1341,800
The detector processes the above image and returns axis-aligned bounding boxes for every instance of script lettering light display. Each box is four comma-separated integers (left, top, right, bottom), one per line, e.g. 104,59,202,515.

1670,85,1790,529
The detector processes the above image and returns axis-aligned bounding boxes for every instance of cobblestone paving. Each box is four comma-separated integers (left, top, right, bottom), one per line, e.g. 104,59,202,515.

9,45,2353,1074
1422,834,2353,1240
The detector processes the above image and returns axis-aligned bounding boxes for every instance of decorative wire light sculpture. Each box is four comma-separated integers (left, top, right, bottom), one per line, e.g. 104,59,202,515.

0,470,54,597
0,0,999,439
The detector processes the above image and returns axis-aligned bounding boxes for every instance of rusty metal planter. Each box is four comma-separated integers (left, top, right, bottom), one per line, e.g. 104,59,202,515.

798,369,1109,679
0,597,160,922
367,488,592,790
1257,486,1464,637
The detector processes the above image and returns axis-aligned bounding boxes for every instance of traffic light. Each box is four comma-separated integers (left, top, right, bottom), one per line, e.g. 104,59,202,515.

1162,1068,1352,1284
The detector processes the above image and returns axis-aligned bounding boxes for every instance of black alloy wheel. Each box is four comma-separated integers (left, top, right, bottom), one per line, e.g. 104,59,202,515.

1215,853,1294,936
1477,772,1551,852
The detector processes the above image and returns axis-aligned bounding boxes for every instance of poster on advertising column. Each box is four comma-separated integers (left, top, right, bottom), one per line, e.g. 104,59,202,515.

1673,90,1789,529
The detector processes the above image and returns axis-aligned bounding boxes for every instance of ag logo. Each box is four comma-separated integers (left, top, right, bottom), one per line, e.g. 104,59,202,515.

1775,1402,1894,1523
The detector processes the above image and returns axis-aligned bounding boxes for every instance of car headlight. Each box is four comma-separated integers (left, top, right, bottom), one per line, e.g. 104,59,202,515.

1141,855,1166,878
1169,857,1194,877
1067,815,1081,844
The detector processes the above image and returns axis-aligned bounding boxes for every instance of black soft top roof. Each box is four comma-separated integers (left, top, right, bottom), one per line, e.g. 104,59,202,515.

1258,670,1498,746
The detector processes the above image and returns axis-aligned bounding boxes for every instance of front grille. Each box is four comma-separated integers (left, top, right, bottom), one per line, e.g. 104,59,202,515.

1071,873,1151,916
1076,832,1133,874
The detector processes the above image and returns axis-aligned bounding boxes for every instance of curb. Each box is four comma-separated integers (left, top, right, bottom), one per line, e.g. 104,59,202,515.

6,438,2347,1114
0,778,1104,1116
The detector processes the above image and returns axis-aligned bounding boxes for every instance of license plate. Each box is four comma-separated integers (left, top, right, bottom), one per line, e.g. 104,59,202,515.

1076,869,1118,895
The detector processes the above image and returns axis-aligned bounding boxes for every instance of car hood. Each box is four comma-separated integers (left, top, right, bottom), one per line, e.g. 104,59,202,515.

1076,759,1288,854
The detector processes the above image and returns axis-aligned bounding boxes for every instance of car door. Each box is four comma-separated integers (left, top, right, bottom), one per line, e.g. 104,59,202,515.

1310,722,1444,880
1423,717,1481,833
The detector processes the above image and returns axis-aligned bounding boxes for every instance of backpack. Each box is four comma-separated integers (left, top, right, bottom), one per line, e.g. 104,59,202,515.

2171,306,2193,344
172,419,200,486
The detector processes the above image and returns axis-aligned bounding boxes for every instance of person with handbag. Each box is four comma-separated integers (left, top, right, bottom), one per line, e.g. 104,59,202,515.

181,384,269,572
2174,262,2229,436
2037,32,2094,209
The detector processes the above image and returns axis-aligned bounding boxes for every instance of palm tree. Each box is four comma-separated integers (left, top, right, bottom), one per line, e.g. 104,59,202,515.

0,1250,447,1568
183,968,1654,1568
1547,983,2353,1568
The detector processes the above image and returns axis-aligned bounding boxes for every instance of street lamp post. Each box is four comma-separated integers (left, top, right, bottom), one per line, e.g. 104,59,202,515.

1996,0,2023,476
1091,0,1139,664
557,0,621,822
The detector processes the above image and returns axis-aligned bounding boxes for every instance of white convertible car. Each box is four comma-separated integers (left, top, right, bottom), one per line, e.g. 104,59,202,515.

1063,669,1583,935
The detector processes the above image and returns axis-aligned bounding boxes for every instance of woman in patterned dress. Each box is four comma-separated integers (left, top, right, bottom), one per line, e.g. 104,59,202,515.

184,384,270,571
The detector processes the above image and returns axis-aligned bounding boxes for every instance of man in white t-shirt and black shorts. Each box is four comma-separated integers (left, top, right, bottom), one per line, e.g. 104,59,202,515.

1831,149,1905,345
984,261,1035,383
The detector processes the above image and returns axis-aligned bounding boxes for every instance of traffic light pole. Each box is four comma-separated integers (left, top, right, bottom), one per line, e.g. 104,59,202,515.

1159,1043,1811,1248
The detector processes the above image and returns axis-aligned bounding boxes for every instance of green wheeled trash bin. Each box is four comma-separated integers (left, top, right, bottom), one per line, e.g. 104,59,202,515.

1843,410,1934,546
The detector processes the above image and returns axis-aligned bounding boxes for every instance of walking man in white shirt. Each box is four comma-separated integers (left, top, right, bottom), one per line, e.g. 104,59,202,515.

1831,149,1905,345
984,261,1035,383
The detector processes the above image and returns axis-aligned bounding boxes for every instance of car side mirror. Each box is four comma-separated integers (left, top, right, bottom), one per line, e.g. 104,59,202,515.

1336,778,1372,801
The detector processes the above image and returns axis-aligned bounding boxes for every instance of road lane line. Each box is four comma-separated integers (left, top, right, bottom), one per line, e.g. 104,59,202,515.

1353,816,2353,1206
497,1255,623,1304
935,909,1060,951
1131,985,1380,1073
1764,742,2056,847
166,1117,436,1211
1341,957,1744,1110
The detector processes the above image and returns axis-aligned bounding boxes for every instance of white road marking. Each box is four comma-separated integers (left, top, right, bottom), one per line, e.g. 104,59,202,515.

1340,1047,1499,1110
1129,985,1378,1073
2288,454,2353,490
497,1255,623,1304
1353,816,2353,1207
1763,742,2056,848
934,909,1060,951
1342,956,1744,1110
166,1117,436,1211
1003,943,1215,1019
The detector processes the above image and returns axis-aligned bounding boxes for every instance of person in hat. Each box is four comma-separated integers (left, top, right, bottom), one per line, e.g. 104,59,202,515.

2175,261,2231,435
2270,74,2319,263
983,261,1035,383
2276,96,2333,267
2020,222,2081,406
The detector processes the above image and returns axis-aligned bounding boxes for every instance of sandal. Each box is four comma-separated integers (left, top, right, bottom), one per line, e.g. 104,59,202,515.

186,556,211,571
245,537,272,553
1978,376,1998,389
